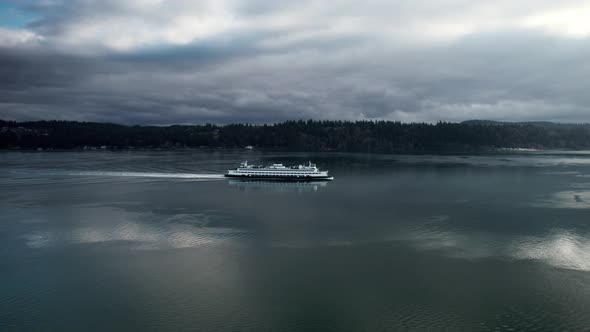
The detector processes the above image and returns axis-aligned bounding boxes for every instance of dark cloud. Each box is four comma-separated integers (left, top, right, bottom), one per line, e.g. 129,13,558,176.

1,1,590,124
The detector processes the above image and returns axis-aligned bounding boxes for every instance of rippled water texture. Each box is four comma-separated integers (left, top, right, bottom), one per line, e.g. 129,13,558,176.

2,150,590,331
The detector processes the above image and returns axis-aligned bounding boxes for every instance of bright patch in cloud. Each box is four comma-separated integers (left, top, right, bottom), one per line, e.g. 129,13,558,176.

0,27,42,46
523,5,590,38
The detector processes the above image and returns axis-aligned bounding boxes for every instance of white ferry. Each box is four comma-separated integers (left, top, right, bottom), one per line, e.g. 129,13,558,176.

225,161,333,181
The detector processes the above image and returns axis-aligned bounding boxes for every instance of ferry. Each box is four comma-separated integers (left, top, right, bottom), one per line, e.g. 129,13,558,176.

225,161,334,181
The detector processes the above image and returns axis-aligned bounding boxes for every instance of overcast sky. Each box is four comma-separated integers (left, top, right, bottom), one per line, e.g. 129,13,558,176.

1,0,590,124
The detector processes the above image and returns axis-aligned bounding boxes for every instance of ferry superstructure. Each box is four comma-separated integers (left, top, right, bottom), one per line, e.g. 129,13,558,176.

225,161,333,180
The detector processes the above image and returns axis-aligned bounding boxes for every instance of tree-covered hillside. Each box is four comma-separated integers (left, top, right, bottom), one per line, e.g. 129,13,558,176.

2,119,590,152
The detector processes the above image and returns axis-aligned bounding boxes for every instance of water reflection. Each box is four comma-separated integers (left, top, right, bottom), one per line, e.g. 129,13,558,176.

533,190,590,209
21,207,249,250
513,231,590,271
398,220,590,271
227,179,329,192
13,186,590,273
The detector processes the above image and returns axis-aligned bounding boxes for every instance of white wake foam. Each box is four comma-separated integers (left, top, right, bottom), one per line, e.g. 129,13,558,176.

68,171,225,179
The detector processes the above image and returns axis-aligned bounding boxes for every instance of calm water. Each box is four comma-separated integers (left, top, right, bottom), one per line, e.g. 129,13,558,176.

2,150,590,331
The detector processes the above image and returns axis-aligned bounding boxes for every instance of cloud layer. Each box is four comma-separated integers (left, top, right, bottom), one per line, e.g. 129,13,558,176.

1,0,590,124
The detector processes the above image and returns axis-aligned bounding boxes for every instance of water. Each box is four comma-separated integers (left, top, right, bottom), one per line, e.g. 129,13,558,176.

2,150,590,331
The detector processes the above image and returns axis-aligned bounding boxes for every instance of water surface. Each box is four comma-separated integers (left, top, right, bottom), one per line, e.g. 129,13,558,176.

2,150,590,331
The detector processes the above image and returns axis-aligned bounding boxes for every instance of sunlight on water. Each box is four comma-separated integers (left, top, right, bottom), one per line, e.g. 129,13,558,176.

402,221,590,271
24,219,249,250
20,207,249,250
513,231,590,271
533,190,590,209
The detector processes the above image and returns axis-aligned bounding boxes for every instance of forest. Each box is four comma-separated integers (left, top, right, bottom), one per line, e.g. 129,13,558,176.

2,119,590,152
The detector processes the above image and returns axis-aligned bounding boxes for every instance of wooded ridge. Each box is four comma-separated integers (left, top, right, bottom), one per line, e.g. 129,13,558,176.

2,119,590,152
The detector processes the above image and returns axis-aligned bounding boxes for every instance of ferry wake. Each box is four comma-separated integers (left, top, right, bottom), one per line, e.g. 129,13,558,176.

225,161,334,181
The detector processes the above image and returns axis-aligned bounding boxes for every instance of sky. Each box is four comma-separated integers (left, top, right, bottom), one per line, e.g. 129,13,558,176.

1,0,590,125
